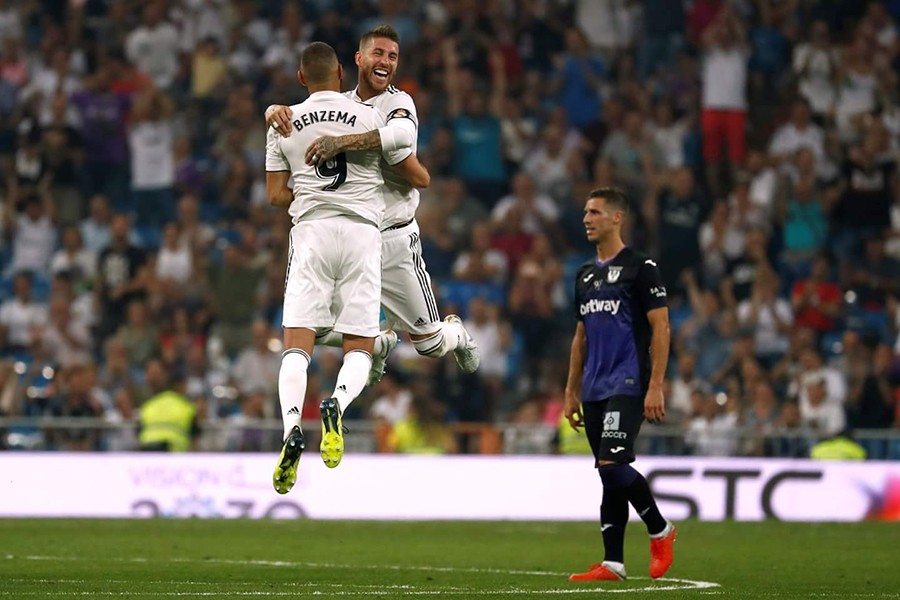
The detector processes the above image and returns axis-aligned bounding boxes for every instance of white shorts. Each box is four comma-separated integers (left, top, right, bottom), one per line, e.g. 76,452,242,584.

282,216,382,337
380,219,441,335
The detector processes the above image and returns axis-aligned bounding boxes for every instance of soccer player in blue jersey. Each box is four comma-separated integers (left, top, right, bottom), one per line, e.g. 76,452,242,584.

564,187,676,582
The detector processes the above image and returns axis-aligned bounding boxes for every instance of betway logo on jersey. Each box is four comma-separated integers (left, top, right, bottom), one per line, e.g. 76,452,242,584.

579,299,621,316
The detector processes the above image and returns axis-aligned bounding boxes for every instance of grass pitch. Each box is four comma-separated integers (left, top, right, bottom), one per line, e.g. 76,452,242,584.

1,519,898,599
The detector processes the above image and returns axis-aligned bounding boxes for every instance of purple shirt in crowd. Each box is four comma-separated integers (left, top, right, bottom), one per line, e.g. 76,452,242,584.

70,90,131,164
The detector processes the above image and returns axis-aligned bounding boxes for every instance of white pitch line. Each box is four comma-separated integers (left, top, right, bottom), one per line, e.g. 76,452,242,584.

2,554,720,594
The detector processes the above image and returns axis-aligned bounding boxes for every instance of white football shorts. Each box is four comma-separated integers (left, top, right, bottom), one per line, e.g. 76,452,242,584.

379,219,441,335
282,216,382,337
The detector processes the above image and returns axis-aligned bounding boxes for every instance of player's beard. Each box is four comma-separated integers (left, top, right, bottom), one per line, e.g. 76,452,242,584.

362,65,393,94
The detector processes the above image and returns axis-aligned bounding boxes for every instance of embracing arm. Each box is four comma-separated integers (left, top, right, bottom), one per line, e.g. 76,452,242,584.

266,171,293,207
390,153,431,189
304,115,417,165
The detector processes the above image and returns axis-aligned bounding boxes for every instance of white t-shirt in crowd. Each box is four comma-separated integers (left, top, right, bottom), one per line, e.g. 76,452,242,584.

129,120,175,189
702,47,748,110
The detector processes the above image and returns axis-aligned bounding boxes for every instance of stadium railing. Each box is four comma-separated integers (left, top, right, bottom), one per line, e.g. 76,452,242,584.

1,417,898,459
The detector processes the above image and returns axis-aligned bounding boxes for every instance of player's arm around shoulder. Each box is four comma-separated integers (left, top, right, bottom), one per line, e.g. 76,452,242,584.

264,127,293,207
389,152,430,188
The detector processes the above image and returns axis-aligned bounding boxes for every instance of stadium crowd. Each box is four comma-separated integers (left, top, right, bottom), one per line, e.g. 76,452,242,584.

0,0,898,457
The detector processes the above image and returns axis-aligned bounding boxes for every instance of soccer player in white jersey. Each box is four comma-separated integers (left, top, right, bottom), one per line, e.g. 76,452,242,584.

266,25,480,386
266,42,430,493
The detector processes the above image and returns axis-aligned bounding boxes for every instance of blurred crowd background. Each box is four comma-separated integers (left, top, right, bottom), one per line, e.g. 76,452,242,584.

0,0,898,458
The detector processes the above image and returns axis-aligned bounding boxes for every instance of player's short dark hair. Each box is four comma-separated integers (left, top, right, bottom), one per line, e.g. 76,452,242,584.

588,187,630,214
300,41,339,84
359,24,400,51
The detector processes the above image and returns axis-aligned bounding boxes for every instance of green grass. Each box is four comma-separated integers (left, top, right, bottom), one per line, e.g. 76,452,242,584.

1,519,898,599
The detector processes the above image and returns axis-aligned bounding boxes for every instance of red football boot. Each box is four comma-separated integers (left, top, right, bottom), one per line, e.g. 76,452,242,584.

649,524,677,579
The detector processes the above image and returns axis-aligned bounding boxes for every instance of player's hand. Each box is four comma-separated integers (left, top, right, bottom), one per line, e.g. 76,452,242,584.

266,104,292,138
644,384,666,424
305,136,340,166
563,392,583,432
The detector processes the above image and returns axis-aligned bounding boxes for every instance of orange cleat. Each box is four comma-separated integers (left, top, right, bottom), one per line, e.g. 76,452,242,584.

569,562,626,582
649,524,677,579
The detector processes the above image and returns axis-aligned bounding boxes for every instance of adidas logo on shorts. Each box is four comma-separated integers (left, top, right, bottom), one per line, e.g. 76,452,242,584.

414,317,427,327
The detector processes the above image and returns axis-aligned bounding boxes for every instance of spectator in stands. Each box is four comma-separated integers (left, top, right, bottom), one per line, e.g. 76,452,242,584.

452,222,508,286
847,343,896,430
444,40,507,205
698,202,745,290
137,358,199,452
95,214,148,340
231,320,279,401
652,167,707,298
208,243,264,358
0,270,48,352
463,297,511,419
491,172,560,239
669,352,708,422
738,272,794,366
69,63,131,205
841,235,900,314
769,98,828,177
370,373,413,426
791,254,842,335
799,372,846,437
426,178,487,252
223,392,269,452
386,382,458,455
129,87,176,227
7,192,57,276
154,222,193,294
639,0,685,80
117,299,159,371
601,109,659,203
524,123,579,203
97,336,136,401
125,2,180,90
50,226,96,291
685,392,739,456
79,194,113,254
37,294,91,369
792,20,839,122
47,365,104,451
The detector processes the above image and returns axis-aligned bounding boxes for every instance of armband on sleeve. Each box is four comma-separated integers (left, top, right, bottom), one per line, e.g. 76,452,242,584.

378,118,416,154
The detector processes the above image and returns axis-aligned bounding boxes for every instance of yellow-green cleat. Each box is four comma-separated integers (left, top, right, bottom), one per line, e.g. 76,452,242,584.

319,397,344,468
273,426,305,494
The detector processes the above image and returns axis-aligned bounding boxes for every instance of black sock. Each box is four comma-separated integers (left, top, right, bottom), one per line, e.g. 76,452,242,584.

600,485,628,563
624,470,667,535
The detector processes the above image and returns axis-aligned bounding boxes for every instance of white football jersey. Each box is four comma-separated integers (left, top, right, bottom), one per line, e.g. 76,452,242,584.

347,85,418,229
266,90,389,227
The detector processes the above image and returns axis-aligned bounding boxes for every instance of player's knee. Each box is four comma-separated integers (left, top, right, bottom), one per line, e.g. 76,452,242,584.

598,462,638,489
412,330,446,357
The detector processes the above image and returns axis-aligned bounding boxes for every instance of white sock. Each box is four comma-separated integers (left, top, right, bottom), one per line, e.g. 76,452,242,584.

650,521,673,539
413,323,463,357
332,350,372,413
278,349,310,440
319,328,386,355
602,561,626,576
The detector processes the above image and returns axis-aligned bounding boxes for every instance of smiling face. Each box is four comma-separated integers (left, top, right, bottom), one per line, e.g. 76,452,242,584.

356,35,400,97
